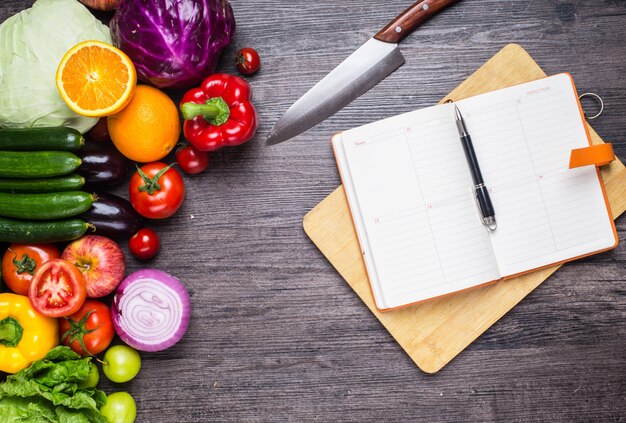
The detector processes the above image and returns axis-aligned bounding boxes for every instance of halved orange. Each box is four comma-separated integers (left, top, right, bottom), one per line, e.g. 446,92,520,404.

56,40,137,118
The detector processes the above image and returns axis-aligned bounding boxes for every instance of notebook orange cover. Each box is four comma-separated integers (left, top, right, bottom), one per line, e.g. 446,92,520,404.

332,73,618,312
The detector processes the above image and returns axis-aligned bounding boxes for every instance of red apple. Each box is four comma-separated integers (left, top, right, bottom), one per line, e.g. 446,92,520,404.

62,235,126,298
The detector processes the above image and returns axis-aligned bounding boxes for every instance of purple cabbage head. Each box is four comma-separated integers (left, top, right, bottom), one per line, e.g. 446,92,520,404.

110,0,235,89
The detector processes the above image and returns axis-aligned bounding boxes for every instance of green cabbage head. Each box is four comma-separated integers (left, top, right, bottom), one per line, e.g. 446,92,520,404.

0,0,112,133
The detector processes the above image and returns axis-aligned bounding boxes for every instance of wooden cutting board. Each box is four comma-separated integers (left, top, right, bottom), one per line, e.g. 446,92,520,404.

303,44,626,374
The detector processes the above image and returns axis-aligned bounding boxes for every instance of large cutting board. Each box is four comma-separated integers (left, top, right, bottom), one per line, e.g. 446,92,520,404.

303,44,626,374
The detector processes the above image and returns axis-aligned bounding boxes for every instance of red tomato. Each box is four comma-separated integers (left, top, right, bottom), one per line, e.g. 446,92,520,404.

129,162,185,219
28,259,87,318
176,145,210,175
60,300,114,356
236,48,261,75
1,244,60,295
129,228,161,260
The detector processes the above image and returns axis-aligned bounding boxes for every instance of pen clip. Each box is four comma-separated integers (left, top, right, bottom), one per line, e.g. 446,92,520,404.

471,185,497,231
482,215,497,231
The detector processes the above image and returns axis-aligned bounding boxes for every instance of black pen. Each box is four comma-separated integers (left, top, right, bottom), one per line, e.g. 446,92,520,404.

453,104,497,231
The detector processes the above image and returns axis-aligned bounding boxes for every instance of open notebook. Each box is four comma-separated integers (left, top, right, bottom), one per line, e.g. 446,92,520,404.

333,73,617,311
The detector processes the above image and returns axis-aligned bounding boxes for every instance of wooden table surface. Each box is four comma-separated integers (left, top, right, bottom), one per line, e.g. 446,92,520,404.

1,1,625,422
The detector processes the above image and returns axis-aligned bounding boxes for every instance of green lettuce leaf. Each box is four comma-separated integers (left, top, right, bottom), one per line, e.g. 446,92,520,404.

41,346,82,362
0,347,107,423
0,396,56,422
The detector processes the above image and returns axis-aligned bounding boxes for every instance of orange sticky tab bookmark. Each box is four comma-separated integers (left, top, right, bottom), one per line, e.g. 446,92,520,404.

569,144,615,169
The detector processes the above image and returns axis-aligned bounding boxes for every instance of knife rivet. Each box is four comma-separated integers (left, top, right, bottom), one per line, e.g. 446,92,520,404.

423,3,430,10
395,26,402,33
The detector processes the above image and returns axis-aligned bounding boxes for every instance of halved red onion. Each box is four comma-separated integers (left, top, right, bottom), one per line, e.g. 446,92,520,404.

111,269,191,352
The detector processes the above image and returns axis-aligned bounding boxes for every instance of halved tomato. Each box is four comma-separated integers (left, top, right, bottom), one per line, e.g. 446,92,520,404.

28,259,87,318
1,244,60,295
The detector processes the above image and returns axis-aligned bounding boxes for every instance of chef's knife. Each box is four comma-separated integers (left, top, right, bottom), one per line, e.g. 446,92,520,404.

266,0,462,145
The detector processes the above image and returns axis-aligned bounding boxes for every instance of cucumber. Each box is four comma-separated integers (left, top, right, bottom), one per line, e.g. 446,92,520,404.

0,174,85,193
0,191,94,220
0,127,84,151
0,217,91,243
0,151,81,178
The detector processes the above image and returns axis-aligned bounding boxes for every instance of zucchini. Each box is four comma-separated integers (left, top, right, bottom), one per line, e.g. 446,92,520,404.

0,127,84,151
0,191,94,220
0,174,85,193
0,217,91,243
0,151,81,178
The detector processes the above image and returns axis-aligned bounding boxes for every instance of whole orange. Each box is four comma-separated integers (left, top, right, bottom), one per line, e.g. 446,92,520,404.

108,85,180,162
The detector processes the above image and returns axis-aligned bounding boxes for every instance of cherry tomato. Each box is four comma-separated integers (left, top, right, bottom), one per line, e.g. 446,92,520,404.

103,345,141,383
79,362,100,389
100,392,137,423
129,162,185,219
176,145,210,175
59,299,114,356
1,244,60,295
236,48,261,75
28,259,87,318
129,228,160,260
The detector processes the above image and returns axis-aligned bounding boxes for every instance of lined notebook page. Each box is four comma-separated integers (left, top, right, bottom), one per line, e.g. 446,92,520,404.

334,104,499,310
457,74,616,276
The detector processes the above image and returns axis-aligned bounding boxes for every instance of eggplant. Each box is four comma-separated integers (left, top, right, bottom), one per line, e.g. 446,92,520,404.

81,192,144,238
77,141,129,187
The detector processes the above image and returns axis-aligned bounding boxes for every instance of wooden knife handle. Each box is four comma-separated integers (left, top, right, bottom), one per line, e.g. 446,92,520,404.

374,0,462,44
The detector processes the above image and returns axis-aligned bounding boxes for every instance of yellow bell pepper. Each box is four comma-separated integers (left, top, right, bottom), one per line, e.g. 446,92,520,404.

0,293,58,374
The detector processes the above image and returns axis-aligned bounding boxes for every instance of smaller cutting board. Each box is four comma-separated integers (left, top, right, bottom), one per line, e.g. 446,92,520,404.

303,44,626,373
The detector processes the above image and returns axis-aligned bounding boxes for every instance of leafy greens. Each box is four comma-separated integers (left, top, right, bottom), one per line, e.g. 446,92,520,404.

0,346,107,423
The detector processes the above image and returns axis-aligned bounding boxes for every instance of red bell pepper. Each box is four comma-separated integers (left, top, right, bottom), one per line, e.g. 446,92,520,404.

180,74,257,152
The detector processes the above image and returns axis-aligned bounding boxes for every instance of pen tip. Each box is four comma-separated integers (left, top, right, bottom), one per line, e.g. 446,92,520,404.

453,104,461,120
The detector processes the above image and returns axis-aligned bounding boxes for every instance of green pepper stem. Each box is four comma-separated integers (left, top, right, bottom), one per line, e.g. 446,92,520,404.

0,317,24,348
181,97,231,126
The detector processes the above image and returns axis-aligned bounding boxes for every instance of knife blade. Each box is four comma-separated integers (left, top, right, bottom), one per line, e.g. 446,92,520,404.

266,0,462,146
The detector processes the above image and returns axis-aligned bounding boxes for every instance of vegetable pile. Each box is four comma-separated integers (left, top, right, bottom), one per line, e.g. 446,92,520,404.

1,237,189,422
0,125,139,244
0,0,262,420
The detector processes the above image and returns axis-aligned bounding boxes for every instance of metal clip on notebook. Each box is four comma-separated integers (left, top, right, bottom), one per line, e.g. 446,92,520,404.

453,104,497,231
